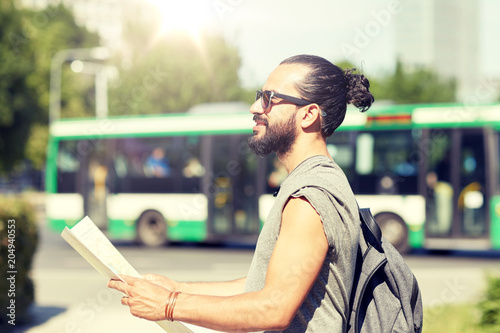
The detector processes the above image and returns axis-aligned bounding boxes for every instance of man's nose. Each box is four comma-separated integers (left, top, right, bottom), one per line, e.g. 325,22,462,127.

250,99,264,115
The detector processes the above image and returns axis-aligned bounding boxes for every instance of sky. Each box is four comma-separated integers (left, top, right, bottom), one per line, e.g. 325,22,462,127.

179,0,500,89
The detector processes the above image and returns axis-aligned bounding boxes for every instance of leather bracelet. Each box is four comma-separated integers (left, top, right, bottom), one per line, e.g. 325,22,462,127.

164,292,174,320
167,292,181,321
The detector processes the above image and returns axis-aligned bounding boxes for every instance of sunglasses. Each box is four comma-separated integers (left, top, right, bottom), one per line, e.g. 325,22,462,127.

255,90,312,111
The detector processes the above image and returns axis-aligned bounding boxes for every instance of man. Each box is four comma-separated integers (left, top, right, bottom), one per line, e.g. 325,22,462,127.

108,54,374,332
145,147,171,177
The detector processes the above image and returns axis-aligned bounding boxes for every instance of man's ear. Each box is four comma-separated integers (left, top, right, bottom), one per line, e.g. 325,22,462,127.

300,104,322,131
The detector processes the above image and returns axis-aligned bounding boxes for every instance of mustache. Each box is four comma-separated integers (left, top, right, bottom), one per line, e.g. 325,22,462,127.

253,115,268,125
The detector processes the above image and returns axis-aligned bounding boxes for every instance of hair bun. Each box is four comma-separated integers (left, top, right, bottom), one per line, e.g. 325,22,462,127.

344,69,374,112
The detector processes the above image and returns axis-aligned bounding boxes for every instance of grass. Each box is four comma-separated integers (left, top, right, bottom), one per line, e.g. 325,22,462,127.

423,303,492,333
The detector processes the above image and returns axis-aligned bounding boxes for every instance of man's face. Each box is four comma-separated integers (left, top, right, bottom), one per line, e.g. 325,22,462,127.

248,64,308,158
247,110,297,157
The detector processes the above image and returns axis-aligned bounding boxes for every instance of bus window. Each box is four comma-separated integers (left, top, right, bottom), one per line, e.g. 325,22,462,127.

426,130,453,236
327,131,355,179
210,135,235,235
114,137,185,193
180,136,204,193
233,135,259,234
57,140,80,193
144,147,171,177
355,130,420,195
182,136,204,174
355,133,374,176
265,156,287,194
459,132,487,236
85,139,109,226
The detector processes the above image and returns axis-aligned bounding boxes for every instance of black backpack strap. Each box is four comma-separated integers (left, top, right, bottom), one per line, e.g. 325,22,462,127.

411,275,422,332
411,275,419,312
359,208,383,251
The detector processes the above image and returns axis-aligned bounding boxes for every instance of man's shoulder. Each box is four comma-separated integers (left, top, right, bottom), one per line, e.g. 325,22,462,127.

283,158,347,192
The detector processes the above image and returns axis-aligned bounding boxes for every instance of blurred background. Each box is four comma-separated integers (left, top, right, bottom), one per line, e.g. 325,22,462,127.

1,0,500,332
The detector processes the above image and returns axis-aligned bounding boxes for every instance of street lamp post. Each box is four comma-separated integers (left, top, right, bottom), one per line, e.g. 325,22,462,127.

49,47,110,123
70,60,117,119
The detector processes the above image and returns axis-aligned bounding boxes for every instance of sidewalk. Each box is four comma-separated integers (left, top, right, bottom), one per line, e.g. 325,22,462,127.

17,298,208,333
16,296,159,333
14,268,218,333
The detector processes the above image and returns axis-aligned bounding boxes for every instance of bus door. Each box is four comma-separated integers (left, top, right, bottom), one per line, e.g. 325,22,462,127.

456,130,490,239
425,129,489,247
206,135,259,239
81,139,111,229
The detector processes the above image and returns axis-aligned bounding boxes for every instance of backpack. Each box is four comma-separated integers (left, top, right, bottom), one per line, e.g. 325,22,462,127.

347,208,423,333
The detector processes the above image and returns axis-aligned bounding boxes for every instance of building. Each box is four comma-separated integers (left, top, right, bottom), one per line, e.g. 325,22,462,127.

17,0,154,51
395,0,480,102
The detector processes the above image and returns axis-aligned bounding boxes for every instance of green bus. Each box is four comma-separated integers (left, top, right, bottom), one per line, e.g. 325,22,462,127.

46,102,500,252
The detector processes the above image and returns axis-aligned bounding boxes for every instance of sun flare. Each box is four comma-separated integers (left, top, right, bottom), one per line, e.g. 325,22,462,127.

145,0,212,40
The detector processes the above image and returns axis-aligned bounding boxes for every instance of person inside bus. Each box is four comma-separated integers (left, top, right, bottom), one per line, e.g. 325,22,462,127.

426,152,453,235
109,54,374,332
144,147,171,177
183,157,205,178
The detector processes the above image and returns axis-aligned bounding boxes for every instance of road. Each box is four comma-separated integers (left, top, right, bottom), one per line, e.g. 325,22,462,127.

11,201,500,332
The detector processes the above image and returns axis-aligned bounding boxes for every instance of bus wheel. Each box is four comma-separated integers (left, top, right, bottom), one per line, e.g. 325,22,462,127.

374,213,409,254
136,210,167,247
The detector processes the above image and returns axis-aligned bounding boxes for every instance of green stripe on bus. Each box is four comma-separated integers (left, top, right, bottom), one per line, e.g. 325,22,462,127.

168,220,206,242
108,219,137,240
52,129,253,141
45,137,59,193
48,218,80,231
108,219,207,242
490,196,500,250
408,224,425,249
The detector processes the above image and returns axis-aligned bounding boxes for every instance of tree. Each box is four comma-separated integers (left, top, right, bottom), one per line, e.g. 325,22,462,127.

24,4,99,171
0,0,41,173
335,59,457,105
371,60,456,104
109,10,248,115
0,1,99,173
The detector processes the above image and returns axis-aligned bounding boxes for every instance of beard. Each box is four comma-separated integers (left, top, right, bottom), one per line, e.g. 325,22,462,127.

248,113,297,158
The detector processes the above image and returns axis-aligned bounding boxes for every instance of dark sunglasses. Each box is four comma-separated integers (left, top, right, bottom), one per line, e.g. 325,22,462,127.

256,90,312,111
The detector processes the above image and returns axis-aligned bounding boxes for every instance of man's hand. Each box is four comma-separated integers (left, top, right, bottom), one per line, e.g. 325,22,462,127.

108,275,170,321
143,273,179,291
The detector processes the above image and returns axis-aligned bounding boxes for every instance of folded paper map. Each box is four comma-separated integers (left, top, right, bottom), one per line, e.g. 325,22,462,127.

61,216,194,333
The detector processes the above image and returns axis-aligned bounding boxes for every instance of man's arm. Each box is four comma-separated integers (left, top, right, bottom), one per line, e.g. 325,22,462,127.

143,274,247,297
109,197,328,332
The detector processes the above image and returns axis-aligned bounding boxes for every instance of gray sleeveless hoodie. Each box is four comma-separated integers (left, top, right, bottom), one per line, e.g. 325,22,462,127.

245,155,360,332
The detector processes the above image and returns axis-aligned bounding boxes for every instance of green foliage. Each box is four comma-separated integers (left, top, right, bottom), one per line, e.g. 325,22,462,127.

26,4,100,120
0,195,38,329
25,123,49,170
109,11,247,115
336,58,457,105
423,303,482,333
371,60,457,104
0,1,99,173
477,273,500,331
0,0,40,173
